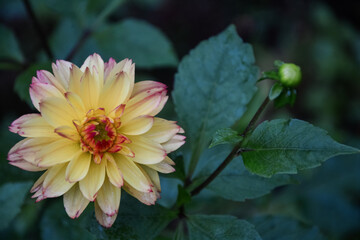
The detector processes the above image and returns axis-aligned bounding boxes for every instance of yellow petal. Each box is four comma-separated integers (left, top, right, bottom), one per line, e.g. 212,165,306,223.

63,184,90,219
66,152,91,183
30,79,64,111
127,136,166,164
9,159,46,172
36,139,81,167
96,177,121,216
9,138,57,164
113,154,151,192
142,165,161,191
64,92,86,115
31,171,47,193
99,71,132,113
131,80,167,97
104,58,116,81
80,53,104,85
9,114,55,138
120,115,153,135
146,157,175,173
121,90,163,123
149,94,168,116
105,58,134,85
42,163,75,198
68,64,83,96
40,97,78,127
78,68,100,110
35,70,65,92
122,182,157,205
105,154,123,188
51,60,73,92
162,135,186,153
143,117,181,143
79,160,106,201
54,125,79,141
94,200,117,228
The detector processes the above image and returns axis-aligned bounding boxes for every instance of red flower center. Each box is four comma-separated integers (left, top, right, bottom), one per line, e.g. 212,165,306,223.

76,108,130,163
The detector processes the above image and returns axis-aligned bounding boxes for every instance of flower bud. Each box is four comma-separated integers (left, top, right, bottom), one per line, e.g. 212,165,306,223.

279,63,302,87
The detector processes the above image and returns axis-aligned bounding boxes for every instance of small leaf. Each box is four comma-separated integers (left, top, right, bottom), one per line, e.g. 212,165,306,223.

0,24,24,66
94,19,178,68
0,181,32,230
250,215,326,240
14,62,52,107
173,25,258,170
209,128,243,148
242,119,359,177
273,60,285,68
268,83,284,100
187,214,262,240
90,192,177,239
260,70,279,81
273,88,297,108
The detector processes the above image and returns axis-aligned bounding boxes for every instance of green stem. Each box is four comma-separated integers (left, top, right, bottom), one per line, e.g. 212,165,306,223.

65,0,126,61
190,96,270,197
23,0,53,60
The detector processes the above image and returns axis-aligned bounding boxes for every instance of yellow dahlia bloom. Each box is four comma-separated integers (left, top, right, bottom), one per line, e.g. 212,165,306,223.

8,53,185,227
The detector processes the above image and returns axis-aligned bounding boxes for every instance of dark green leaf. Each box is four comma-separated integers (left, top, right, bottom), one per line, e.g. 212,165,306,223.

173,221,187,240
273,88,296,108
90,193,177,240
242,119,359,177
250,215,326,240
173,25,258,169
0,181,32,230
206,159,294,201
192,145,294,201
41,200,96,240
94,19,178,68
50,19,83,60
268,83,284,100
0,24,24,66
209,128,243,148
176,185,191,207
187,215,262,240
157,176,182,208
14,63,52,106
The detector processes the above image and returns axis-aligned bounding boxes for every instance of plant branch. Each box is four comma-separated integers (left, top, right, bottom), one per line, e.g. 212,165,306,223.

23,0,53,60
65,0,126,61
190,143,241,196
65,29,92,61
190,96,270,197
241,96,270,137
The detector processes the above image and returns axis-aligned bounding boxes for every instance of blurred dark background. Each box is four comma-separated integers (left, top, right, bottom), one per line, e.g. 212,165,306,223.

0,0,359,239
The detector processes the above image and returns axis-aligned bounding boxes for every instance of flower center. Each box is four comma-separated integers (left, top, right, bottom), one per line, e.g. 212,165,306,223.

76,108,129,164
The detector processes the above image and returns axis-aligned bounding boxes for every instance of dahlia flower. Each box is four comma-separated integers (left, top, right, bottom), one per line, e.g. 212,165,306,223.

8,53,185,227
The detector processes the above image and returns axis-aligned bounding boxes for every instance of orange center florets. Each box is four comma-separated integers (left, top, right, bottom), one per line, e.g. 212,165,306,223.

76,108,130,164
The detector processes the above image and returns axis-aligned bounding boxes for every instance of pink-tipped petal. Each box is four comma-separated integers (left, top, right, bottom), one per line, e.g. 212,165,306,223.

94,200,117,228
96,177,121,216
162,135,186,153
63,184,90,219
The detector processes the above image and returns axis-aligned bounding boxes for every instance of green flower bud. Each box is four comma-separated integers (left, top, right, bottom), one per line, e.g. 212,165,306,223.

278,63,302,87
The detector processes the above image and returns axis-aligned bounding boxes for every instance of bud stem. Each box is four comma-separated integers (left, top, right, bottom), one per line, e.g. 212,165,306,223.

190,96,270,197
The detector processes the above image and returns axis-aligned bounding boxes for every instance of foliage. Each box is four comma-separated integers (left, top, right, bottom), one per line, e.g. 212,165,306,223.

1,0,359,239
